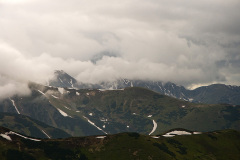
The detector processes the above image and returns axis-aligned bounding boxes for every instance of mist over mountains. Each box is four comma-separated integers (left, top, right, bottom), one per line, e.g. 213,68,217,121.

1,1,240,159
1,0,240,100
50,70,240,105
0,69,239,138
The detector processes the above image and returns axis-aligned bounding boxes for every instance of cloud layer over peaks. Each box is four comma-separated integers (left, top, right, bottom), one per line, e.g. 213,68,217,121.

0,0,240,98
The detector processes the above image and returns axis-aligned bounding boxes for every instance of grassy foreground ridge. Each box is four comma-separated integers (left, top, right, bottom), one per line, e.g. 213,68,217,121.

0,126,239,160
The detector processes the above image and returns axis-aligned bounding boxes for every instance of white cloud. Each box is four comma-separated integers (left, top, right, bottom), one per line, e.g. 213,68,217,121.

0,0,239,98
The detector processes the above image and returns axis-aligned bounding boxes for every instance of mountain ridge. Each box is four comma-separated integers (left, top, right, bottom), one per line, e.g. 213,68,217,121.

0,112,70,138
1,82,239,137
49,70,240,105
0,125,239,160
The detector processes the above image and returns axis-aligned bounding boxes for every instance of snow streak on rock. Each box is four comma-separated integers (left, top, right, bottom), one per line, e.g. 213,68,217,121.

38,90,45,96
51,95,59,99
59,78,63,84
41,130,51,139
4,131,41,141
149,120,157,135
9,98,20,114
70,79,74,88
83,116,107,135
63,105,71,110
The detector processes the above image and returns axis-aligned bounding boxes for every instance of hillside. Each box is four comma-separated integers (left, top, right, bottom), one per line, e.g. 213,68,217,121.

0,86,104,137
0,112,70,138
0,126,239,160
0,83,239,136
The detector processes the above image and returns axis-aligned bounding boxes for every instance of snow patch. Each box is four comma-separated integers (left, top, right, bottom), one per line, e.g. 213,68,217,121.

38,90,45,96
96,136,106,139
162,135,175,137
189,98,194,102
59,78,63,84
70,79,74,88
193,132,202,135
157,83,162,90
5,131,41,141
131,82,133,87
58,88,64,94
149,120,157,135
147,115,152,118
51,95,59,99
83,116,107,134
151,136,160,139
163,130,192,137
63,106,71,110
41,130,51,139
57,108,71,117
0,133,12,141
100,118,107,122
99,89,124,91
167,131,192,135
9,98,20,114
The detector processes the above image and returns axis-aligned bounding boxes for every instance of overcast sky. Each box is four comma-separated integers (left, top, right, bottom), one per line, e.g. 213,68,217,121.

0,0,240,99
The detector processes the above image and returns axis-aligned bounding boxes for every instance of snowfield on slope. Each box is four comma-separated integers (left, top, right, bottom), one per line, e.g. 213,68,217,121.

162,130,197,137
57,108,72,118
58,88,64,94
0,133,12,141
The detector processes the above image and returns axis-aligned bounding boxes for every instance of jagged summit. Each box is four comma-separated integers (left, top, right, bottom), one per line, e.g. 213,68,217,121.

49,70,78,88
48,70,240,105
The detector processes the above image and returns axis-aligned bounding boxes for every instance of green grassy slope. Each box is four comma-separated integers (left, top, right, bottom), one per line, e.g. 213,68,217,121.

48,86,240,134
0,84,106,137
0,126,239,160
2,83,239,136
0,112,70,138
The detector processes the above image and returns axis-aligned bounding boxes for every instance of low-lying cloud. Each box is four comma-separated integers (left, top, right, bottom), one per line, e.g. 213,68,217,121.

0,0,239,99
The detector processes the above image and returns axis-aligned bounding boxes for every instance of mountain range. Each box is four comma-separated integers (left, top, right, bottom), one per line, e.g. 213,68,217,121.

0,81,239,137
50,70,240,105
0,70,239,159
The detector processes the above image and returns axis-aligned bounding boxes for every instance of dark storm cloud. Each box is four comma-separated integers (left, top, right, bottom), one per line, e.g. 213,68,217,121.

0,0,239,98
